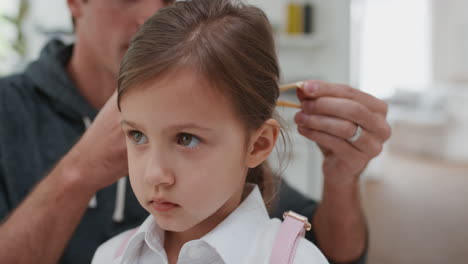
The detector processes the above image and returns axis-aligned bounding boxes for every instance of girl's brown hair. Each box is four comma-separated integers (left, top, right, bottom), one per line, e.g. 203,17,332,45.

118,0,286,207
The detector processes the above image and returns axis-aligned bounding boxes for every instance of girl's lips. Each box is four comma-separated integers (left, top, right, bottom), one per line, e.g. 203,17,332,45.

150,200,179,212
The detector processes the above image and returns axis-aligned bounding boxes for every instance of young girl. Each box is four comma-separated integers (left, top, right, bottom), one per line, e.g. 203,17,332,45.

92,0,328,263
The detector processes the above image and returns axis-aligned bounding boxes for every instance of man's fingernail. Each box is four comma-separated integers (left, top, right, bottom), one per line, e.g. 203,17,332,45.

296,81,305,89
305,82,318,94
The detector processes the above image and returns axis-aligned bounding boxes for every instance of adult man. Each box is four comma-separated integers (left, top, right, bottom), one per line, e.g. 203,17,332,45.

0,0,391,263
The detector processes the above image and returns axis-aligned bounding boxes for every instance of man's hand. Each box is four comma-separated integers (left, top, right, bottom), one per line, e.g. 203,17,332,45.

294,80,391,184
65,92,128,192
293,80,391,263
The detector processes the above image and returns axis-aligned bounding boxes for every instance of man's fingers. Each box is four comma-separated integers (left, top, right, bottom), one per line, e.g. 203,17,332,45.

296,80,388,116
301,97,374,132
295,112,357,140
346,126,383,158
296,117,383,159
297,126,367,164
300,97,391,141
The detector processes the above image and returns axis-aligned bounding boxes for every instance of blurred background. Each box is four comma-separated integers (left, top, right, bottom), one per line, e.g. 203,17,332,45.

1,0,467,263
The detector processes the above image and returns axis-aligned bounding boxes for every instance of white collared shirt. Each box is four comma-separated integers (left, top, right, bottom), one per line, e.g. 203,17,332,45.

92,185,329,264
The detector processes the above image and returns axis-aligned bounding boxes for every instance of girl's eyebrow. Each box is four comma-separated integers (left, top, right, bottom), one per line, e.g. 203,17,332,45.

120,120,139,128
166,123,214,132
121,120,214,133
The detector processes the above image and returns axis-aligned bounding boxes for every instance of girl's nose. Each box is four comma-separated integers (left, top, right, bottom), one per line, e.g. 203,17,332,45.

144,153,175,188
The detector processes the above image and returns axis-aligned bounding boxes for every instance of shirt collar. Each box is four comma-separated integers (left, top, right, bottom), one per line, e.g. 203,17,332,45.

202,184,270,263
120,215,165,263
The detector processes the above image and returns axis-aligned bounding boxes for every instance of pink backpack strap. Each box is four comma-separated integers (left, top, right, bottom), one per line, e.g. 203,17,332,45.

113,228,138,260
269,211,312,264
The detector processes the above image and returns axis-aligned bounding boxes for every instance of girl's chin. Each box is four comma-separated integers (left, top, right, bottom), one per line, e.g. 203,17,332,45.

155,219,195,233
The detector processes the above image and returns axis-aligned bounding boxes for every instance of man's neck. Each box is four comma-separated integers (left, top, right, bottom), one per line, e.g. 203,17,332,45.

67,42,117,110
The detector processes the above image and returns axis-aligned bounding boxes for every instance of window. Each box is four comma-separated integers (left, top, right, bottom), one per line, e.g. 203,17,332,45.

355,0,432,98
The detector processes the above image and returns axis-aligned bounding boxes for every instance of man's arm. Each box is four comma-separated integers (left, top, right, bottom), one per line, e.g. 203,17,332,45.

294,81,391,263
313,178,367,263
0,161,95,264
0,93,127,264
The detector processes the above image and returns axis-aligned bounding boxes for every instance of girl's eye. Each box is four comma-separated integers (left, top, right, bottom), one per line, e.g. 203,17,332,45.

128,130,148,145
176,133,201,148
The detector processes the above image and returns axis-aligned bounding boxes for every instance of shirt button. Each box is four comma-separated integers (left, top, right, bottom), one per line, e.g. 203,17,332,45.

188,245,203,259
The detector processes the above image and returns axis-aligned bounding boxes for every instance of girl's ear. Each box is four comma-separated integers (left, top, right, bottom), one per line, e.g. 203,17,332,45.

246,119,280,168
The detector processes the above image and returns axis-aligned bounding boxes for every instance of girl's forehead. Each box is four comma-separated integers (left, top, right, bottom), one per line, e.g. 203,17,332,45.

120,68,241,127
146,68,230,105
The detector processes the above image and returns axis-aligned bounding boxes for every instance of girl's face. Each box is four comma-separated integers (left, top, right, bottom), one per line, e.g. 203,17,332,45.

120,68,253,236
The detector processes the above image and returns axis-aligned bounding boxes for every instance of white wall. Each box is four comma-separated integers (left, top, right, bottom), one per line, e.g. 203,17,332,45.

432,0,468,82
23,0,72,61
251,0,351,84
